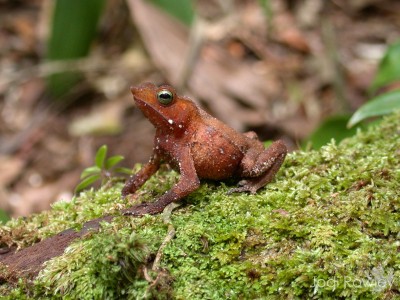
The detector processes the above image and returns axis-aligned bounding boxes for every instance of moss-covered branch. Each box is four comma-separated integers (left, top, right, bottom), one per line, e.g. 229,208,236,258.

1,113,400,299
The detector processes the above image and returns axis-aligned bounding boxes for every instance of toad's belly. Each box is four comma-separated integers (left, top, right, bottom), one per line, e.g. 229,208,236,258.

190,127,244,180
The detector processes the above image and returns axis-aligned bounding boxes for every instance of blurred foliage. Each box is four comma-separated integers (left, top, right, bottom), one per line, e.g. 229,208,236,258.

304,115,358,149
149,0,194,25
76,145,132,194
348,41,400,127
149,0,272,27
43,1,399,148
0,209,10,225
258,0,272,30
370,40,400,93
348,90,400,128
46,0,106,97
308,40,400,147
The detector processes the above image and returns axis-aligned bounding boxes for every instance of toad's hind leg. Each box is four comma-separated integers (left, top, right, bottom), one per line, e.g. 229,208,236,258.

228,140,287,194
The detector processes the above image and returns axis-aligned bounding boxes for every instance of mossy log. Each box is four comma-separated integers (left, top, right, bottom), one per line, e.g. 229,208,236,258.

1,114,399,299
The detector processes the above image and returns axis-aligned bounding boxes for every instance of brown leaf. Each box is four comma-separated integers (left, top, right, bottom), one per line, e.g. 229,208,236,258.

126,0,278,130
0,156,25,187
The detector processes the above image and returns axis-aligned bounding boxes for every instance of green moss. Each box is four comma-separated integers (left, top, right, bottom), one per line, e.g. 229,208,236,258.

1,113,400,299
36,223,162,299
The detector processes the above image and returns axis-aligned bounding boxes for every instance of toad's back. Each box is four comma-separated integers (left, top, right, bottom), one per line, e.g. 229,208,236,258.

188,108,251,180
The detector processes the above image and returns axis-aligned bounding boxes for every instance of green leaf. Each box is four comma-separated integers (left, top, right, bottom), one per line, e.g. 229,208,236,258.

0,209,10,224
149,0,194,25
263,140,273,147
46,0,106,97
95,145,108,169
114,167,134,175
80,166,101,179
370,41,400,93
258,0,272,22
105,155,124,170
75,174,101,193
348,89,400,128
305,115,358,149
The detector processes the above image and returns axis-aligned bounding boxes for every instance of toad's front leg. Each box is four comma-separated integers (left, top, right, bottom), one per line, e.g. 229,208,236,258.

228,140,287,194
123,147,200,216
122,154,161,197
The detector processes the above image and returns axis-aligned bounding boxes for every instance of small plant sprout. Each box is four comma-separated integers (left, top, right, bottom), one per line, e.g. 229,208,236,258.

75,145,132,193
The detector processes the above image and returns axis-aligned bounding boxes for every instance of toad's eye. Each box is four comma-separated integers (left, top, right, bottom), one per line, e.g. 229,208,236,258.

157,89,174,105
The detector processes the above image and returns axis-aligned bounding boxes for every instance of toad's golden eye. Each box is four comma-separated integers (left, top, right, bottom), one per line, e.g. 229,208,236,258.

157,89,174,105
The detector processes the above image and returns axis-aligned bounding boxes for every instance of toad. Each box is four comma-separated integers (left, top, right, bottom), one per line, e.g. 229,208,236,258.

122,83,287,215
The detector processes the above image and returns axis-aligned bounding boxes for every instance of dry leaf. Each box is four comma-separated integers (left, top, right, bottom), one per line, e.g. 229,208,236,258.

127,0,281,130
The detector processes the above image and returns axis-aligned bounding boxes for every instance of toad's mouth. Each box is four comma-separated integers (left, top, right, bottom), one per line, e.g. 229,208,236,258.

133,96,170,126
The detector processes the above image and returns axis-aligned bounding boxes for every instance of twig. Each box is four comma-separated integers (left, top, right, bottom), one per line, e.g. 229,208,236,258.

152,202,181,271
141,202,180,298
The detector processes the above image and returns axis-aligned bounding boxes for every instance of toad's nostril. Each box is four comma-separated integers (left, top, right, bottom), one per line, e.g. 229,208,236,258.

130,86,139,94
